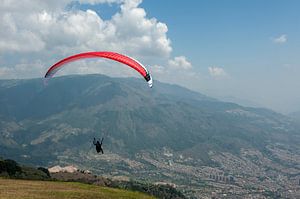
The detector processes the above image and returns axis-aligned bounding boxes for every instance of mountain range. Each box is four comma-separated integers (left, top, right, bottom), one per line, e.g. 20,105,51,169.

1,74,300,198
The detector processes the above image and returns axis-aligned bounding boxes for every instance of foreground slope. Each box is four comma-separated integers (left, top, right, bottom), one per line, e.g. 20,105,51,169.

0,178,154,199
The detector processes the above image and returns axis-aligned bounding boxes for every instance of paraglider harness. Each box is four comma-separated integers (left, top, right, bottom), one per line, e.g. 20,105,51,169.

93,137,104,154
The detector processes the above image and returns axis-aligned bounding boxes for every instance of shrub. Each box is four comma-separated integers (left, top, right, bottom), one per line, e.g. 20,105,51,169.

38,167,51,177
0,159,22,176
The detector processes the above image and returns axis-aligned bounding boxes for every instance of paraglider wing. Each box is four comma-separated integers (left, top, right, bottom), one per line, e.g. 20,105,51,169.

44,51,153,87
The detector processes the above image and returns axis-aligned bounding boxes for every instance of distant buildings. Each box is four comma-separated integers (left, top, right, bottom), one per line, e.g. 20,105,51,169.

209,173,235,184
48,165,78,173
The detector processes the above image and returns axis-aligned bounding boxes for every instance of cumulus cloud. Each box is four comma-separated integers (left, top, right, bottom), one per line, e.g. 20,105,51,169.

168,56,192,70
0,0,171,55
0,0,195,85
151,56,192,78
272,34,287,44
78,0,123,4
208,66,228,78
149,55,199,89
151,65,165,74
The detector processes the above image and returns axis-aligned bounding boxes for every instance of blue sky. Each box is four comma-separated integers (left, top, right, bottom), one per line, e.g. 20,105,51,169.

140,0,300,113
141,0,300,74
141,0,300,60
0,0,299,113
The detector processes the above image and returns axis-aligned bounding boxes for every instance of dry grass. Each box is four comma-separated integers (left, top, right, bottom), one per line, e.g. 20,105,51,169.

0,178,155,199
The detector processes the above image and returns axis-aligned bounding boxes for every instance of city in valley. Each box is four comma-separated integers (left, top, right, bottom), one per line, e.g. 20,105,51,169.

57,143,300,198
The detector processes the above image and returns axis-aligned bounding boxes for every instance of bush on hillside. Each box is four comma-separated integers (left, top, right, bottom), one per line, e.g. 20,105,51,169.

38,167,51,177
0,159,22,176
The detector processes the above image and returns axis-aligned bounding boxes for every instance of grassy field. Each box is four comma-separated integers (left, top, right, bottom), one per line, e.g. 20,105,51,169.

0,178,155,199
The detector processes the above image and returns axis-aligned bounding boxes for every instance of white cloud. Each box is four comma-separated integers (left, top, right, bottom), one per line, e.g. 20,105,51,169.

0,0,192,83
148,56,199,89
208,66,227,78
78,0,123,4
151,65,165,74
272,34,287,44
0,0,171,57
168,56,192,70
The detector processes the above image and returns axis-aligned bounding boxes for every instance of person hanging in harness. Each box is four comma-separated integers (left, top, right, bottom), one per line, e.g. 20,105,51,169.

93,137,104,154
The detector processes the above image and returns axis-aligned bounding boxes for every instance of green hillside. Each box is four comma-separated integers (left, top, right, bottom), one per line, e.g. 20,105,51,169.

1,75,298,165
0,178,154,199
1,75,300,198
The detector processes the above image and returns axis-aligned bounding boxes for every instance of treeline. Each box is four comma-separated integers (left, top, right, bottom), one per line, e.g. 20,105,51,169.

0,158,50,180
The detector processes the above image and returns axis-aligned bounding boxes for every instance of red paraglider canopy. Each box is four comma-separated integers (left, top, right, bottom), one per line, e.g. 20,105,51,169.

44,51,153,87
